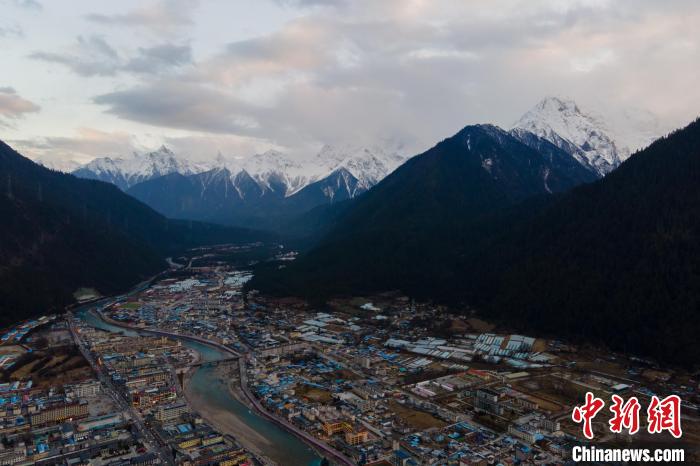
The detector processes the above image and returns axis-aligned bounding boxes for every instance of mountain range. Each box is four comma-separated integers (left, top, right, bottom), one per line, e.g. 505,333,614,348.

71,146,209,190
0,141,267,327
70,144,407,229
251,122,598,297
62,97,660,230
252,116,700,366
15,94,694,367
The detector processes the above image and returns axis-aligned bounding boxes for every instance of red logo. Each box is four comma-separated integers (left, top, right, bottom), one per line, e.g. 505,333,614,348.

572,392,605,440
609,394,641,435
572,392,682,440
647,395,682,438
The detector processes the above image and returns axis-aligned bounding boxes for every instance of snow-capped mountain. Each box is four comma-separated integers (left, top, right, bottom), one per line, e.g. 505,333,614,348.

209,144,408,199
513,97,623,175
74,143,408,201
121,143,408,229
202,143,408,203
513,96,664,176
312,144,407,193
33,157,81,173
72,146,208,190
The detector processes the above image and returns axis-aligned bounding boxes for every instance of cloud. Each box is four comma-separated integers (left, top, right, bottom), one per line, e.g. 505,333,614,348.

198,18,334,88
29,35,121,76
274,0,347,8
85,0,199,36
124,43,192,74
164,134,285,161
11,128,141,164
9,0,700,166
10,0,41,10
30,36,192,77
85,0,700,158
13,128,282,169
0,23,23,38
0,87,40,127
94,82,259,134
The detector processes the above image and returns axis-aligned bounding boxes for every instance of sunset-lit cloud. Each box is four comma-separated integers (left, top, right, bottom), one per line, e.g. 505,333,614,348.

3,0,700,163
0,87,40,127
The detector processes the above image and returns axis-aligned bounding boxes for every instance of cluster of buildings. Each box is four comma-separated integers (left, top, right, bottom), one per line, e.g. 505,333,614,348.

72,322,255,465
112,271,576,464
4,246,696,466
235,290,700,464
101,262,700,464
0,321,157,465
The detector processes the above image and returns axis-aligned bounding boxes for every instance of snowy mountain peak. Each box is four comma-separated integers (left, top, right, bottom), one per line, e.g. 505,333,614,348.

514,96,622,176
74,142,409,199
535,96,581,114
33,157,81,173
155,144,173,155
313,144,407,190
73,146,206,190
513,96,667,176
228,144,409,198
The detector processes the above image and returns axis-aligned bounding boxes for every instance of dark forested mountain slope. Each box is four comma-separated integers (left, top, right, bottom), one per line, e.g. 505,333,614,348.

0,141,267,326
251,124,596,297
460,119,700,366
254,118,700,366
126,165,375,231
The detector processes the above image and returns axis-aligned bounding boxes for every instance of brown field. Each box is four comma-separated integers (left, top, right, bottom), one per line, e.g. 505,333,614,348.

389,400,446,430
512,377,580,410
4,346,91,387
10,359,43,379
519,392,566,413
330,369,360,381
296,384,332,402
466,318,495,333
532,339,548,352
0,345,26,356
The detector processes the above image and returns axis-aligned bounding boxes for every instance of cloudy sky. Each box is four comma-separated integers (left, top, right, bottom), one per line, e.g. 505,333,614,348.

2,0,700,166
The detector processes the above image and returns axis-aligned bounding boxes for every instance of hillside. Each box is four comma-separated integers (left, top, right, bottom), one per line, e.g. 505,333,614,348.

253,118,700,366
0,141,268,326
461,119,700,365
251,124,597,297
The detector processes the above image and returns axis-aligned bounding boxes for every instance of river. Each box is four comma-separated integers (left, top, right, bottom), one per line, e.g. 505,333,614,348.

75,304,323,466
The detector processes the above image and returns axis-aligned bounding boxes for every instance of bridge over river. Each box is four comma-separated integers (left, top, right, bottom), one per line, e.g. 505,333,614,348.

75,305,324,466
192,357,239,368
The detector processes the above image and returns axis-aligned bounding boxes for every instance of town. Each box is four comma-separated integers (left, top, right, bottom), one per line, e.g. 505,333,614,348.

0,244,698,465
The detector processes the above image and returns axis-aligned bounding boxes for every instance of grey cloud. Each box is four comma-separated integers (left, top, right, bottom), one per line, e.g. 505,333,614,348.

0,22,23,38
30,36,192,77
10,128,140,164
93,83,260,134
125,44,192,74
29,35,120,76
274,0,346,7
0,87,40,128
85,0,199,36
11,0,41,10
92,0,700,157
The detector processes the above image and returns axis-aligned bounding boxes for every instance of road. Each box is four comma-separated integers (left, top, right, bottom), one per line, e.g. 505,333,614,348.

79,286,361,466
113,318,355,464
237,356,356,466
66,312,174,465
86,308,352,465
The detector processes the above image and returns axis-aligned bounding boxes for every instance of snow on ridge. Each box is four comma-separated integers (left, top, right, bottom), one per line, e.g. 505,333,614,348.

513,96,666,176
74,142,409,199
228,143,409,197
73,145,211,189
33,157,81,173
